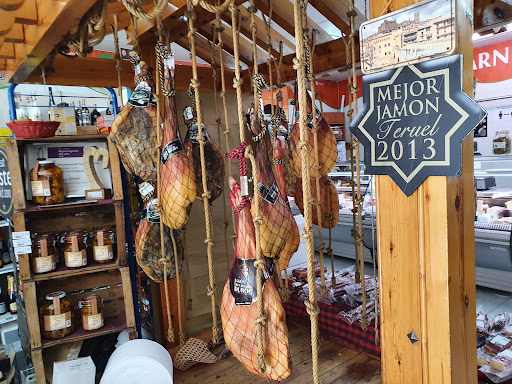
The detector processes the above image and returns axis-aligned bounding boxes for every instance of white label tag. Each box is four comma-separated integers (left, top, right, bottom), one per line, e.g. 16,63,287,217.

139,183,155,198
86,190,104,199
135,64,141,75
15,245,32,255
164,55,175,70
494,142,507,149
499,349,512,359
13,231,30,240
13,238,31,247
491,335,511,348
240,176,249,196
94,245,113,261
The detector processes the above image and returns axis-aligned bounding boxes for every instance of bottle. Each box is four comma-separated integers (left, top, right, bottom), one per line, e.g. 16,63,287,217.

77,100,83,126
82,100,91,126
0,286,6,316
90,104,101,125
6,276,16,314
0,232,9,266
105,100,113,116
72,101,79,126
48,87,55,120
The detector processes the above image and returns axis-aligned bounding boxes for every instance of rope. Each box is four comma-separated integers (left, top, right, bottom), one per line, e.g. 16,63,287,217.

186,0,220,345
112,15,124,107
121,0,168,20
154,19,175,343
171,230,186,346
345,0,368,330
231,2,246,143
192,0,232,13
294,1,320,383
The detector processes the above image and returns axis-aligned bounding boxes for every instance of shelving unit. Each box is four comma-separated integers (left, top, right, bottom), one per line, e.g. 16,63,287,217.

5,135,135,384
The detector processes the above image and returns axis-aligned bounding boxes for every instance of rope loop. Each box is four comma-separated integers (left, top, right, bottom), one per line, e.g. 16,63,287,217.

253,215,264,226
254,314,267,326
204,237,214,245
292,57,306,71
304,299,320,316
122,0,168,20
206,284,217,296
253,259,266,270
233,77,244,89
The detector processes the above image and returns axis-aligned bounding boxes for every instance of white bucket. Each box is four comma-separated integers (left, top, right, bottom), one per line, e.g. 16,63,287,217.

100,339,173,384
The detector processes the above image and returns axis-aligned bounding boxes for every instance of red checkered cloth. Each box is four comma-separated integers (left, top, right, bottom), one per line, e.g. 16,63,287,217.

283,291,381,358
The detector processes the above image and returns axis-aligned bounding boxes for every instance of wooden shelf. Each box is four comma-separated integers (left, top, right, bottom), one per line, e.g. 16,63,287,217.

40,314,129,349
13,135,109,143
17,198,115,213
29,260,119,282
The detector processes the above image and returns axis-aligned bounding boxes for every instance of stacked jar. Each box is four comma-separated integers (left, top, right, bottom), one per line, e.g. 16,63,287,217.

40,291,74,339
62,232,87,269
91,229,115,264
30,161,65,205
31,234,57,274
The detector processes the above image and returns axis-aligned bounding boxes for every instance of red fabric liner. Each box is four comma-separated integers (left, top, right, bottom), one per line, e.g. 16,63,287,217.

282,291,381,358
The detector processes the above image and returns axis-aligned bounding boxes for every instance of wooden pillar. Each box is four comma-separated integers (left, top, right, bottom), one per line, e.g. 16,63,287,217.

370,0,477,383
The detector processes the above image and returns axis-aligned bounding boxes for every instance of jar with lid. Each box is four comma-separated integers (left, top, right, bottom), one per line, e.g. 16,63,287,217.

92,229,115,264
493,130,511,155
79,294,104,331
62,232,87,269
32,234,57,274
30,161,65,205
40,291,74,339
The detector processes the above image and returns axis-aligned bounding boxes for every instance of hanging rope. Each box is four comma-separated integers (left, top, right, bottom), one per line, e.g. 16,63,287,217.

185,0,221,345
293,1,320,383
344,0,368,331
112,16,124,107
121,0,167,20
215,13,237,251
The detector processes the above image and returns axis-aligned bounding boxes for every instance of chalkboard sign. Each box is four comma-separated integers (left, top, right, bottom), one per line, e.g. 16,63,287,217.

0,147,12,218
350,55,487,196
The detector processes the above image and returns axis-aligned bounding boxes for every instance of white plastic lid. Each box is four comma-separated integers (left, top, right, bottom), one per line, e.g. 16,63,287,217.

46,291,66,300
38,160,55,165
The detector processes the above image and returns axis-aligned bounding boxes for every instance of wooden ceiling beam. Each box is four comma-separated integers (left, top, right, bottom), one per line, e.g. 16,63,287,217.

254,0,295,37
308,0,351,36
198,26,253,66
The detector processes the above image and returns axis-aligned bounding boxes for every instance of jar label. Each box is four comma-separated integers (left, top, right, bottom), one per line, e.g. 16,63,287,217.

83,313,104,331
44,311,72,331
9,302,16,313
494,141,507,149
31,180,51,197
94,245,113,261
65,250,87,267
34,255,56,273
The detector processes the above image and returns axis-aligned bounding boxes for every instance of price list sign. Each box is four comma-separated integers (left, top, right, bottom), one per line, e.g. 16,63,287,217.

350,55,487,196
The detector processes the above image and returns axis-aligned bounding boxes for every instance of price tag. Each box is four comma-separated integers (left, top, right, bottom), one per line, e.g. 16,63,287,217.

139,183,155,198
240,176,249,196
13,238,31,247
12,231,30,240
15,245,32,256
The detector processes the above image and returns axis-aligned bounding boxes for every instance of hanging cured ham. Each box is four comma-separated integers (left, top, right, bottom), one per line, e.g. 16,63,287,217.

294,176,339,229
183,107,225,205
249,112,293,258
159,67,197,229
288,84,337,179
135,198,185,282
271,139,300,272
109,62,159,181
221,177,291,381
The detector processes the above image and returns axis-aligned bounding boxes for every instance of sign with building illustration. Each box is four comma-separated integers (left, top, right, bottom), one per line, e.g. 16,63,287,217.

360,0,455,74
350,55,487,196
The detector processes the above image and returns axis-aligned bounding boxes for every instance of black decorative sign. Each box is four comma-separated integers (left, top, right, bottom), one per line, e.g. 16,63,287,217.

0,148,12,218
350,55,487,196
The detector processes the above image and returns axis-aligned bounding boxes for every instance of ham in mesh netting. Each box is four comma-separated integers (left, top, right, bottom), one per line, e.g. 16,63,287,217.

221,177,291,381
159,67,197,230
249,112,293,259
109,61,159,181
294,175,339,229
183,107,225,205
135,198,185,283
288,83,337,179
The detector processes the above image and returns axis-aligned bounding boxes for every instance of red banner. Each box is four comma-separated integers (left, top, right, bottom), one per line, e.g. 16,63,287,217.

474,39,512,83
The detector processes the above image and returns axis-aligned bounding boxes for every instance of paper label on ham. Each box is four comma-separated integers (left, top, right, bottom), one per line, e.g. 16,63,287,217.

294,109,322,130
128,81,156,108
240,176,249,196
185,123,209,144
161,140,184,165
145,198,160,223
257,182,279,205
229,258,269,305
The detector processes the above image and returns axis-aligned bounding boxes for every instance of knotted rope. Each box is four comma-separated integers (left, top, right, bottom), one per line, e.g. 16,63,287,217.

294,1,321,383
186,0,220,345
112,15,124,107
121,0,168,20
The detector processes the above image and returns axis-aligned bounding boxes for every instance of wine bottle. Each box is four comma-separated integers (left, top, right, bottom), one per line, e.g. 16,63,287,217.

0,286,6,316
6,276,16,314
72,101,80,126
48,87,55,120
82,99,91,126
90,104,101,125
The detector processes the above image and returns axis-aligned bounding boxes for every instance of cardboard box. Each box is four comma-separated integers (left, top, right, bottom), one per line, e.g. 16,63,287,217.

50,107,77,136
97,115,115,135
53,357,95,384
76,125,98,135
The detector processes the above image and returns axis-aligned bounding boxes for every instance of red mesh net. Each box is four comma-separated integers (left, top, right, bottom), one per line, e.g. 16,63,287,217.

159,68,197,230
109,63,159,181
288,85,337,179
221,178,291,381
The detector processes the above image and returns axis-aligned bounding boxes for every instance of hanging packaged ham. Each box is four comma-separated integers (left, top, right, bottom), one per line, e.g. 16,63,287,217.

271,138,300,272
294,176,339,229
249,111,293,259
109,61,158,181
221,177,291,381
159,66,197,229
135,196,185,282
288,83,337,179
182,106,225,205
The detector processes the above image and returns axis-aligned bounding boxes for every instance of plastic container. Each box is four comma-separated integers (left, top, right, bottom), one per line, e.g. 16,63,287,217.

31,234,57,274
30,161,64,205
100,339,173,384
40,291,74,339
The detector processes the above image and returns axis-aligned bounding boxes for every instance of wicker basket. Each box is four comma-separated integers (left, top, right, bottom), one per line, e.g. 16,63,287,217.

6,120,60,138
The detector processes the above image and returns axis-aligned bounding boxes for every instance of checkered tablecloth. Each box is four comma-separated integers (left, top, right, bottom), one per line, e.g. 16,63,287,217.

282,291,381,358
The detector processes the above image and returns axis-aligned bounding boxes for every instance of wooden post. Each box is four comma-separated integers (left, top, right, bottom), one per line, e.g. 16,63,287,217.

370,0,477,383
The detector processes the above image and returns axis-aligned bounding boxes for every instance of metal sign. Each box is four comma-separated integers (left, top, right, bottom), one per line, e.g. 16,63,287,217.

0,147,12,218
360,0,455,74
350,55,487,196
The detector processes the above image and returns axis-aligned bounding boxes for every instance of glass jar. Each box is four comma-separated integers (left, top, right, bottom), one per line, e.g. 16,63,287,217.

493,130,511,155
62,232,87,269
31,234,57,274
40,291,74,339
30,161,65,205
92,229,115,264
79,294,104,331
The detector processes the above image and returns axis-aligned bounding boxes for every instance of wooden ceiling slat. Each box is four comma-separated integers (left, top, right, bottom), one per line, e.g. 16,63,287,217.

198,26,252,66
13,0,36,24
0,12,15,37
0,59,6,70
255,0,294,37
5,23,24,43
308,0,351,36
0,43,15,59
125,4,183,45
